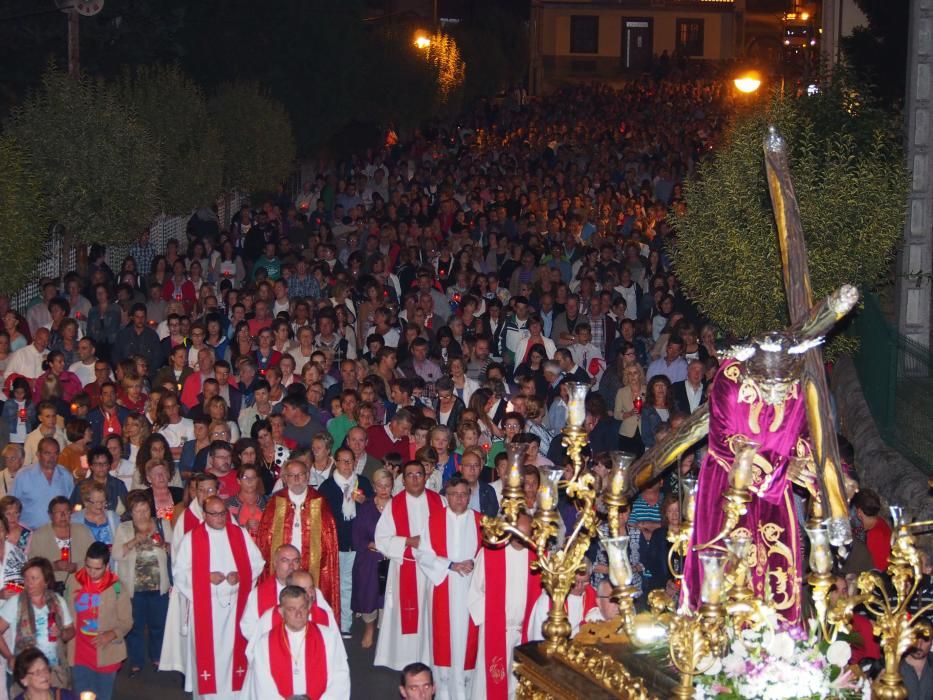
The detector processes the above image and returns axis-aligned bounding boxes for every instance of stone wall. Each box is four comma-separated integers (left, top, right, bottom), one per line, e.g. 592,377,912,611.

832,355,933,522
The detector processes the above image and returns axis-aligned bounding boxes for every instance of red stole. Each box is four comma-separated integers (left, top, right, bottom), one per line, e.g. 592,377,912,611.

268,620,327,699
483,546,540,700
430,510,481,669
257,574,330,628
191,522,253,695
182,507,200,534
391,489,444,634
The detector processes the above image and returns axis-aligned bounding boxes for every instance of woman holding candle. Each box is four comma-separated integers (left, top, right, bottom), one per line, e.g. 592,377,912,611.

2,379,34,447
0,513,26,596
1,498,31,552
640,376,672,450
0,558,76,690
615,363,647,456
0,445,25,499
26,498,93,594
227,464,267,539
141,461,183,523
112,490,172,676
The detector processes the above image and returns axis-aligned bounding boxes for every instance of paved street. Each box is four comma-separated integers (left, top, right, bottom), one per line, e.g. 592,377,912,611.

115,616,400,700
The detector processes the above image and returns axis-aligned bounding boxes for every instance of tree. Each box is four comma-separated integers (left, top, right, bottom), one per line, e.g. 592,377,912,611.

0,136,49,295
208,81,296,194
119,65,224,215
4,67,161,246
670,83,908,346
840,0,909,106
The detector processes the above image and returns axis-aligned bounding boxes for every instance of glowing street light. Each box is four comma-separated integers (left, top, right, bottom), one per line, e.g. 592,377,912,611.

414,32,431,50
734,71,762,94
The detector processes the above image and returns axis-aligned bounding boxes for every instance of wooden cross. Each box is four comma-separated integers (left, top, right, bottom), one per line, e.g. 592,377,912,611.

626,126,855,545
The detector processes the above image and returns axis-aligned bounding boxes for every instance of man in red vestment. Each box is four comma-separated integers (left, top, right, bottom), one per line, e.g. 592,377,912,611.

255,459,341,621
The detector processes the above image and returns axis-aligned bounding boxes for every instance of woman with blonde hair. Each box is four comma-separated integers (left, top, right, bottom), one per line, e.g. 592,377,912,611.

0,444,24,498
615,362,647,455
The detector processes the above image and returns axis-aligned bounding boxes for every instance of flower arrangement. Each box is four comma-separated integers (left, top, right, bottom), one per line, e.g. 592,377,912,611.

694,614,870,700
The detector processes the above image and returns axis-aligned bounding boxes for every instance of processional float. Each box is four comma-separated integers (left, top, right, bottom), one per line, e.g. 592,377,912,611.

485,127,927,699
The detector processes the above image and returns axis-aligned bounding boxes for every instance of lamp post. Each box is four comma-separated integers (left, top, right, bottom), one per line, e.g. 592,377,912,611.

733,71,762,94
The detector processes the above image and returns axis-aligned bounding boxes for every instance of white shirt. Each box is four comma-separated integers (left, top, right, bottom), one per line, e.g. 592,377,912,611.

685,381,704,414
69,359,97,387
158,418,194,448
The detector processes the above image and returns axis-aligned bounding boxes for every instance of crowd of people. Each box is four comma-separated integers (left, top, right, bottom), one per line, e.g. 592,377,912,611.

0,78,919,700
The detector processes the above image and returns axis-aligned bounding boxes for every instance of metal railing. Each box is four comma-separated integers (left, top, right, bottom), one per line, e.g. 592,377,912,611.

852,291,933,473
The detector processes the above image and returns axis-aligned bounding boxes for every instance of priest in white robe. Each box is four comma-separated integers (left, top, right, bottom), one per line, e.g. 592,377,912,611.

160,473,215,674
246,569,336,657
467,513,541,700
374,460,446,670
243,585,350,700
175,496,265,699
419,474,482,700
527,563,604,642
240,544,300,642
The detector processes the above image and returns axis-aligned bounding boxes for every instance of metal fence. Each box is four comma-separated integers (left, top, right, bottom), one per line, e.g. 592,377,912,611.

10,192,248,312
852,291,933,473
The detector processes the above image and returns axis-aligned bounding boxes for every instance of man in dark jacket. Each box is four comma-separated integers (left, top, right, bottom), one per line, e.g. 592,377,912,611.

458,447,498,517
112,304,163,380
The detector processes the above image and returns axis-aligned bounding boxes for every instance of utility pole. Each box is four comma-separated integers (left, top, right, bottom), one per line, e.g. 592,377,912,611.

67,8,79,77
898,0,933,350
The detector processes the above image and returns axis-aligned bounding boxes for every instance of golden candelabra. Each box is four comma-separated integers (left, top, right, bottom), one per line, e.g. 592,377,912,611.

482,382,600,655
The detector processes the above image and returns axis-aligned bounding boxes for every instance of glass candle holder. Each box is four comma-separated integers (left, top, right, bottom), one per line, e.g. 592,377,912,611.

723,534,750,567
536,466,563,512
805,524,833,575
605,536,633,587
608,451,637,498
681,475,698,523
698,550,726,605
505,442,529,490
566,382,589,427
729,436,761,491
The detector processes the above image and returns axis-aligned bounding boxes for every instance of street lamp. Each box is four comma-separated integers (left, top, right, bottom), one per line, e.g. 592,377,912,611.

414,32,431,50
734,71,762,94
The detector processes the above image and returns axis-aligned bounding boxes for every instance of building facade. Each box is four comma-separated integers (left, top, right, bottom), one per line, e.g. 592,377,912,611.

529,0,745,93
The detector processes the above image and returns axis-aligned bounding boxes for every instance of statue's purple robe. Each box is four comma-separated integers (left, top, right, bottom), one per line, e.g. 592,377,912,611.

683,358,807,624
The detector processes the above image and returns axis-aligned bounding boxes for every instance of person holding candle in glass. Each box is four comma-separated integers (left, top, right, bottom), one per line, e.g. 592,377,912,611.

0,557,75,691
26,498,93,595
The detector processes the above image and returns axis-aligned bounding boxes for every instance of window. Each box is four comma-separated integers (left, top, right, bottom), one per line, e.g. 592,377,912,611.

570,15,599,54
676,19,705,57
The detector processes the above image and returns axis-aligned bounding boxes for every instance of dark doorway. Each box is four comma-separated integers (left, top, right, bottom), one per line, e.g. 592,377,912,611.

622,19,653,71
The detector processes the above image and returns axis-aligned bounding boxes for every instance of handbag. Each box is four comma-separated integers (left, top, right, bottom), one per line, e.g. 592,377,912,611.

377,557,390,596
156,518,173,587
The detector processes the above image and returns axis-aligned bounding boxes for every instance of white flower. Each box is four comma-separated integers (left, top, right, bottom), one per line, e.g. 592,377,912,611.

722,652,746,676
699,655,722,676
826,639,852,667
766,631,795,660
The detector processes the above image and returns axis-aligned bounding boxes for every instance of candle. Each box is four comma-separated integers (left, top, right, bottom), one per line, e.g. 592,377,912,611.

608,451,636,497
605,536,633,587
505,443,528,489
60,546,70,562
151,532,163,545
633,394,643,414
536,467,562,511
566,382,588,427
80,692,97,700
729,436,760,491
681,476,698,523
805,524,833,575
17,408,26,422
699,551,726,605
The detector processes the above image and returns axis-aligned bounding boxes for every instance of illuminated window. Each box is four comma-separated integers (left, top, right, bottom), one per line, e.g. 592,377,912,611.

570,15,599,54
676,19,705,57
